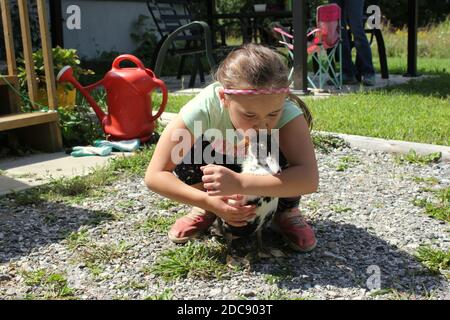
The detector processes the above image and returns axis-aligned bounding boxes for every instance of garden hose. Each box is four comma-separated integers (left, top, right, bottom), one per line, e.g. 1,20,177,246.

0,74,52,112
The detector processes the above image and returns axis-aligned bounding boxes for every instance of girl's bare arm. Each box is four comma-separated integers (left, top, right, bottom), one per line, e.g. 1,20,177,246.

144,115,208,208
144,115,256,225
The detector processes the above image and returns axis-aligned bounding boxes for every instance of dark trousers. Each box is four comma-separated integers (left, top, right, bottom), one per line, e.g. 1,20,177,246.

331,0,375,78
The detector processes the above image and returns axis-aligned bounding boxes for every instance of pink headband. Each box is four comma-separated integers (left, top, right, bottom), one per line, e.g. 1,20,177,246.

223,87,290,95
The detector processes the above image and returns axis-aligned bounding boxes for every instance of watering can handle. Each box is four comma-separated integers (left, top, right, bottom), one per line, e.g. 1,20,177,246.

151,78,167,122
112,54,145,70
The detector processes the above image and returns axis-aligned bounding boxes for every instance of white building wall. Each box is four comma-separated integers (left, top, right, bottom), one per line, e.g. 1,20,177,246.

61,0,157,59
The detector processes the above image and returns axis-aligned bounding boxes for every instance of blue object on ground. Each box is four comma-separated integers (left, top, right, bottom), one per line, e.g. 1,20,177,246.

71,146,113,157
93,139,140,152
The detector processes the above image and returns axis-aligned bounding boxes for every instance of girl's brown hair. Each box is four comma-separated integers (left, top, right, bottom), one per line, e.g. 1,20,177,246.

214,43,313,130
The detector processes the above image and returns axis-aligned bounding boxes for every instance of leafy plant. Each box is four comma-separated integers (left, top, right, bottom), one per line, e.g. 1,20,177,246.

415,246,450,275
57,101,104,147
396,150,442,165
412,187,450,222
151,240,228,281
17,46,94,92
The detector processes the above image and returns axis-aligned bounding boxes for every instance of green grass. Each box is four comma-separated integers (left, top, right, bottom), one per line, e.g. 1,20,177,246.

156,199,179,210
395,150,442,165
151,240,228,281
66,229,130,277
139,214,180,233
415,246,450,276
412,186,449,222
108,144,155,176
413,176,440,185
156,19,450,146
373,56,450,76
373,18,450,61
21,269,75,299
330,205,352,213
305,74,450,146
257,288,314,300
336,155,360,172
144,289,174,300
66,227,90,250
152,93,193,114
311,132,349,153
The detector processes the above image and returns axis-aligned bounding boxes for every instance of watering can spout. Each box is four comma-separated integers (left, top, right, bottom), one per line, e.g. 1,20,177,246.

57,66,107,123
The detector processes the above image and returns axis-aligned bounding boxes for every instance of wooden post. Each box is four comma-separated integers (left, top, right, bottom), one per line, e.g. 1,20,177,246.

49,0,64,47
37,0,58,110
405,0,419,77
17,0,38,108
292,0,308,93
0,0,17,76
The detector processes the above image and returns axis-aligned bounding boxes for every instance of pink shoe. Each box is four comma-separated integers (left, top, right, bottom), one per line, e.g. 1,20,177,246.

168,207,216,244
272,207,317,252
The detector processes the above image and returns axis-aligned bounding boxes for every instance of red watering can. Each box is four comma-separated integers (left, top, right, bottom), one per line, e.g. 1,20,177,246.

57,54,167,142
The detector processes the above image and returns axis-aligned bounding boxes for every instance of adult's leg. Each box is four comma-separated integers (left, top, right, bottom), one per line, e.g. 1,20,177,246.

346,0,375,78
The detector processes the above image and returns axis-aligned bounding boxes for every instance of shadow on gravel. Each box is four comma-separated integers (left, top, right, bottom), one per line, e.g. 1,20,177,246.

231,220,446,297
0,199,114,264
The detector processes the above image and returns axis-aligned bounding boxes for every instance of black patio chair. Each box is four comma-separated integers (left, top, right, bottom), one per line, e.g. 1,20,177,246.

146,0,233,88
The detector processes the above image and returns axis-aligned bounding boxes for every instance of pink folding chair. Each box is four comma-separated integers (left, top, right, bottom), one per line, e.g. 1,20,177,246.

274,3,342,89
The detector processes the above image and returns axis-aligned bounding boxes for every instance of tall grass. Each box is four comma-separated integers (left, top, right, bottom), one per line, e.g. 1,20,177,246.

372,16,450,59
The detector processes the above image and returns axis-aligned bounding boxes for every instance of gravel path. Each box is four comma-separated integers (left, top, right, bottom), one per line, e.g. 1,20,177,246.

0,145,448,300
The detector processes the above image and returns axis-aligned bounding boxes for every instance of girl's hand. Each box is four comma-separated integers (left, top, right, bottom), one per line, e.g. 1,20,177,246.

200,164,243,196
205,194,256,227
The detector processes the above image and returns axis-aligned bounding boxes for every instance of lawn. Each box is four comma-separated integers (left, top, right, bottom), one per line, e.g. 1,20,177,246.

304,74,449,146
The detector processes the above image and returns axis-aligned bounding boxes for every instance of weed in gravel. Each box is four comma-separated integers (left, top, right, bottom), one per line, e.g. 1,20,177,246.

151,240,228,281
144,289,174,300
395,150,441,165
258,288,312,300
86,210,121,226
77,240,131,266
66,230,130,277
156,199,180,210
8,189,43,206
415,246,450,277
311,132,349,154
330,205,352,213
66,227,90,251
108,145,155,176
262,264,294,284
412,186,449,222
336,155,360,172
139,215,179,233
21,269,75,299
413,176,440,185
116,199,136,209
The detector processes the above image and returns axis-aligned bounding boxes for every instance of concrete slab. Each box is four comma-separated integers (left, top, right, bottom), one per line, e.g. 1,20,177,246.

0,152,131,195
319,131,450,162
